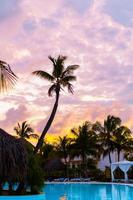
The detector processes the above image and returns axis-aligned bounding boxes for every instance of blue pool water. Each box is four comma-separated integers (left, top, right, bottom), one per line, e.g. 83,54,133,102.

44,183,133,200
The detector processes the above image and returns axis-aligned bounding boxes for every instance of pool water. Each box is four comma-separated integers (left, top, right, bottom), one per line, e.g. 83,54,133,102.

44,183,133,200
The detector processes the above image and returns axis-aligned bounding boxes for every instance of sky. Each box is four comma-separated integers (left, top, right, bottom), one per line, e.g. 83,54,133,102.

0,0,133,141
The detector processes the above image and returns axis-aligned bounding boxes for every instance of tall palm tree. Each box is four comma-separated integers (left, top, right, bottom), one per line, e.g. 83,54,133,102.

112,126,132,161
14,121,38,139
32,55,79,153
57,136,71,165
71,122,101,176
100,115,121,164
56,136,71,176
0,60,17,92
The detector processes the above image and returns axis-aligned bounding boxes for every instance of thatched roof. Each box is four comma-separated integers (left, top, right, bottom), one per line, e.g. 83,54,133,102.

0,128,27,183
44,158,65,171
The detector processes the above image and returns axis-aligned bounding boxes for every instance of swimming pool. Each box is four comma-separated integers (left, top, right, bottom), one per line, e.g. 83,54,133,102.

44,183,133,200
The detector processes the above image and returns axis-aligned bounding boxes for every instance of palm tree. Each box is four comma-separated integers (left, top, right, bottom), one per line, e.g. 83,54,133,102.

112,126,132,161
14,121,38,139
32,55,79,153
56,136,71,176
56,136,71,165
0,60,17,92
71,122,101,176
40,142,55,160
100,115,121,164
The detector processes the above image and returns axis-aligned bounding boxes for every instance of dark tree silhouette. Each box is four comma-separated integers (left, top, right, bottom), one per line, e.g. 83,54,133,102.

14,121,38,139
32,55,79,153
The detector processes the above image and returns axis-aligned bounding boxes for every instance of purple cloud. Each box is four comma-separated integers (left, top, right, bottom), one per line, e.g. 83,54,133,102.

0,0,20,20
104,0,133,27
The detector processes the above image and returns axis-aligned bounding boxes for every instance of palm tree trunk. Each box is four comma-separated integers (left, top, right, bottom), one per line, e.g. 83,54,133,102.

109,152,112,164
82,154,86,177
0,182,2,194
117,150,120,162
64,157,68,177
34,88,60,153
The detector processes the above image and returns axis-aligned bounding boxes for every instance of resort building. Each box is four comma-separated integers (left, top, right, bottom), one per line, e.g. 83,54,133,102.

62,152,124,171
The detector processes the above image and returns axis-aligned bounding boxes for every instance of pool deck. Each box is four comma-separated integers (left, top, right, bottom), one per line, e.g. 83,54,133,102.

45,181,133,187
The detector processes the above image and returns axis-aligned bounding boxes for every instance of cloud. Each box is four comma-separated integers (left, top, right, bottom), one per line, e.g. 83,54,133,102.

23,18,37,32
0,105,29,133
104,0,133,27
0,0,20,21
65,0,93,14
1,0,133,138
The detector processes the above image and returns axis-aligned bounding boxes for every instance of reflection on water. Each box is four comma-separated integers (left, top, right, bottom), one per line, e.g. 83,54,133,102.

44,183,133,200
60,194,67,200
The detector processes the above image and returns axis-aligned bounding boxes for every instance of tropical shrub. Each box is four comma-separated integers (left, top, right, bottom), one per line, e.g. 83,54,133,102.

24,140,44,194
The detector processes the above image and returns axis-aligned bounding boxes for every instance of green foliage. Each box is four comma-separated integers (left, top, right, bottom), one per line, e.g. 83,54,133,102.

27,153,44,194
71,121,101,176
14,121,38,139
56,136,71,162
40,142,56,160
22,140,45,194
90,169,106,181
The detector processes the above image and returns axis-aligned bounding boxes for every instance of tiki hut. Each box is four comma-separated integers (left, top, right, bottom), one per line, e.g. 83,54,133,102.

0,128,27,186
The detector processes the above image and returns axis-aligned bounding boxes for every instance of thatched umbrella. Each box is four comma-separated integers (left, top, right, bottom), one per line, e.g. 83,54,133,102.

0,128,27,190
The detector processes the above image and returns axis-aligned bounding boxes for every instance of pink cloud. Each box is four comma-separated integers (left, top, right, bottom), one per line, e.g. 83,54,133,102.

1,0,133,137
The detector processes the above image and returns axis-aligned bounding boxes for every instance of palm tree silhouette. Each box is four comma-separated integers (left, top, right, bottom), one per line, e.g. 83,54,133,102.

71,121,101,177
32,55,79,153
101,115,121,164
57,136,71,165
0,60,17,92
57,136,71,176
113,126,132,161
14,121,38,139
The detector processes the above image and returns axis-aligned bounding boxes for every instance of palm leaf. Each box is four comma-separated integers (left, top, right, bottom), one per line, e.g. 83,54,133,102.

67,83,74,94
0,61,18,92
62,65,79,77
29,134,39,139
61,75,76,84
51,55,67,78
66,65,79,71
32,70,55,82
48,84,57,97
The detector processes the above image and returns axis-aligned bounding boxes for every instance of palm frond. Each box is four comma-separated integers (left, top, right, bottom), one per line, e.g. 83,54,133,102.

67,83,74,94
66,65,79,71
32,70,55,82
51,55,67,78
29,134,39,139
0,61,18,92
61,75,76,85
14,121,35,139
71,128,78,137
48,84,57,97
62,65,79,77
48,56,56,67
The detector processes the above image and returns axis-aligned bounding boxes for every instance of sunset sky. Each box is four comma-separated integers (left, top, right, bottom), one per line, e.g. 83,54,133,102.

1,0,133,141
